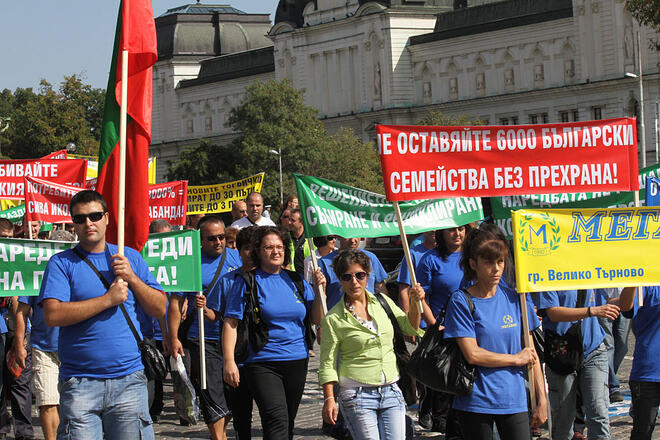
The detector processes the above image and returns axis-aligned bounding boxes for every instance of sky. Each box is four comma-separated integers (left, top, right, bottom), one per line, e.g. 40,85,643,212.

0,0,280,91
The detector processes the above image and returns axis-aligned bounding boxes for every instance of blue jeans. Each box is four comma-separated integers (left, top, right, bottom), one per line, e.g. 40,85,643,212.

57,369,153,440
546,343,610,440
599,314,631,393
339,383,406,440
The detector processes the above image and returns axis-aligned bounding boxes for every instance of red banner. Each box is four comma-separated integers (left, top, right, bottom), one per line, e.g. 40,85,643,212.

148,181,188,226
0,159,87,200
41,150,68,160
378,118,639,201
24,176,83,223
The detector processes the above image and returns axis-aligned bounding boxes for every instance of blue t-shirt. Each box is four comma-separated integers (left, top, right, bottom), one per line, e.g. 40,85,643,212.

174,249,241,340
537,289,605,356
39,243,163,380
224,269,314,363
444,286,540,414
416,250,467,316
207,271,238,317
136,305,154,339
19,296,57,352
396,243,432,287
623,286,660,382
319,249,387,309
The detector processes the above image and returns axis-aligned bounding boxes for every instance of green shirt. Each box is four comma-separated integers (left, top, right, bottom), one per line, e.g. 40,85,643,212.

318,291,424,386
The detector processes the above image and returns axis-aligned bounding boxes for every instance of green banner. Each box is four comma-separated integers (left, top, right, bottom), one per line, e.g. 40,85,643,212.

0,238,77,297
0,204,25,223
0,230,202,297
141,229,203,292
492,162,660,237
294,174,484,238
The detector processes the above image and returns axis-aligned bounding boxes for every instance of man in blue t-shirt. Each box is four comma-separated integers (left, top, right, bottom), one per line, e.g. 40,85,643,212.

318,236,388,309
168,215,241,439
40,191,166,440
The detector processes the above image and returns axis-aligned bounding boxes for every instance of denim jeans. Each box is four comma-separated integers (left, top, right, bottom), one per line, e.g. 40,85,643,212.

599,314,631,393
629,381,660,440
546,343,610,440
339,383,406,440
57,369,153,440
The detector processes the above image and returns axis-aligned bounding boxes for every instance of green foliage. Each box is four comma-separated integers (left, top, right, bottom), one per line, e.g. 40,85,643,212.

167,79,383,208
0,75,104,159
417,109,486,126
626,0,660,30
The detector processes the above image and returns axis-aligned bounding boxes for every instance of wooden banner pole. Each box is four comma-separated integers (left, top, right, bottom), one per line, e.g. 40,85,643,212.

307,238,327,315
198,297,206,389
117,49,128,256
392,202,423,312
519,292,537,411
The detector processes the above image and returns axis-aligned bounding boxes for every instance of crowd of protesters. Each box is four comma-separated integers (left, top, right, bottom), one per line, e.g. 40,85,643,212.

0,189,656,440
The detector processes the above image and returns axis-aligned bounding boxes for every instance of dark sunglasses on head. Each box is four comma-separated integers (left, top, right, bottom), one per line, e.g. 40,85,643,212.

340,271,368,282
72,211,106,224
206,234,226,242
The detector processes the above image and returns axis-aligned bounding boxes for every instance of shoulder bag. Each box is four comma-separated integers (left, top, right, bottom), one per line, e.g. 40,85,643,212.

233,270,269,364
543,289,586,375
407,289,477,396
374,292,417,406
72,247,167,381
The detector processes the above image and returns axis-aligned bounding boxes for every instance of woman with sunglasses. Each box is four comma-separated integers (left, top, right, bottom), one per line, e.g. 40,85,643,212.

222,226,324,440
443,227,547,440
318,249,426,440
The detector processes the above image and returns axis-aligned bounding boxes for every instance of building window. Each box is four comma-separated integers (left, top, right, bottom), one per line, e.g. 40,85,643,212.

542,113,549,123
560,111,569,123
511,116,518,125
499,116,519,126
529,114,538,124
500,118,509,125
186,120,194,134
560,109,579,123
573,110,579,122
205,117,212,132
593,107,602,120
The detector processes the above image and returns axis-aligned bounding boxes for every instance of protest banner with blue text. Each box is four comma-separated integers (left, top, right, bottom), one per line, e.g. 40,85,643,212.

646,176,660,207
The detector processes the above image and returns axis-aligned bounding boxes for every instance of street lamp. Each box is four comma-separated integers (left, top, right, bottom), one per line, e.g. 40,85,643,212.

625,31,646,169
269,147,283,207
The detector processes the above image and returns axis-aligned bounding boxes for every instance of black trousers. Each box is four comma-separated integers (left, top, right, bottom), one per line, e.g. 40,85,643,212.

242,358,308,440
630,380,660,440
224,365,254,440
0,332,33,440
455,409,530,440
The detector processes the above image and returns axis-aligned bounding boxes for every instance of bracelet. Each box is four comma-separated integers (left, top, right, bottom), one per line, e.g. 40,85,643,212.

324,396,335,402
587,307,592,317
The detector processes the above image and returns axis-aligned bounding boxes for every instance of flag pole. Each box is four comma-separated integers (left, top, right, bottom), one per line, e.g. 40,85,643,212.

392,202,423,312
634,191,643,307
198,295,207,389
519,292,537,411
307,238,327,315
117,49,128,256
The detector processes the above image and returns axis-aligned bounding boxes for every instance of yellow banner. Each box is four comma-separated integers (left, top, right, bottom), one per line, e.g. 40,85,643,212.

512,207,660,292
69,155,157,184
187,173,265,215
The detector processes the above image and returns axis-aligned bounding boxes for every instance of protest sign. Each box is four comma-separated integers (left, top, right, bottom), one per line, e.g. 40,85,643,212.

512,207,660,292
377,118,639,200
0,238,77,296
24,176,83,223
0,204,25,223
148,181,188,226
493,162,660,237
646,176,660,207
294,174,483,238
0,159,87,200
41,150,67,160
141,229,202,292
187,173,265,215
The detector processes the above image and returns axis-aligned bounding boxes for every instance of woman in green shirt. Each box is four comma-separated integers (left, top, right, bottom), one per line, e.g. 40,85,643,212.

318,249,427,440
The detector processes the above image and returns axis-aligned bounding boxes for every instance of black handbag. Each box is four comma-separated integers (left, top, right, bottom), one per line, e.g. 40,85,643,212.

233,270,269,364
543,289,586,375
374,292,417,406
72,247,167,381
407,290,476,396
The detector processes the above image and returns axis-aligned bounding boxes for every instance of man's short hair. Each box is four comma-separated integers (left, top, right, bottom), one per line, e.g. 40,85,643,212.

149,219,172,233
197,215,224,233
0,218,13,234
290,208,302,218
49,230,76,241
70,190,107,214
246,192,263,203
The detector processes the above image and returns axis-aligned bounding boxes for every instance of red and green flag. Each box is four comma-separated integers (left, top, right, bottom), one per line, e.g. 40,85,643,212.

97,0,157,251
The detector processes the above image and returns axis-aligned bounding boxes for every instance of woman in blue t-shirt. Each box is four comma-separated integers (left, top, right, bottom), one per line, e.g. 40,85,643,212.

619,285,660,440
415,224,471,434
444,227,547,440
222,226,324,440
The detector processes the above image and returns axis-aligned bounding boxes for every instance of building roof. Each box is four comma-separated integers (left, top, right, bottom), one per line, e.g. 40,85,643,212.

159,4,247,17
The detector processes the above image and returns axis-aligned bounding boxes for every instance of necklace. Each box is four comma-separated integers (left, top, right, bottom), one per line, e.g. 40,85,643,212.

345,302,368,326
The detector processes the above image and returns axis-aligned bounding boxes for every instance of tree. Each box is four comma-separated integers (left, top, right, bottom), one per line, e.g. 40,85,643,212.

626,0,660,30
168,79,383,209
0,75,104,159
417,109,486,126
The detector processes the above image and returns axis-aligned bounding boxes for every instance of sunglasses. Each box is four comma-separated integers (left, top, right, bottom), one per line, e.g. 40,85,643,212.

339,271,368,282
72,211,106,224
206,234,226,242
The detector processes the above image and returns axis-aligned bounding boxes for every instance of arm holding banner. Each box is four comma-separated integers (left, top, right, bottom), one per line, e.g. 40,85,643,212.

456,337,537,368
193,295,220,322
529,346,548,427
545,303,619,322
617,286,638,312
167,295,185,359
311,268,327,325
111,253,166,319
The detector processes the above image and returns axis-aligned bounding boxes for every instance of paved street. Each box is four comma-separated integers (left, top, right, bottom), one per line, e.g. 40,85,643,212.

15,334,659,439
